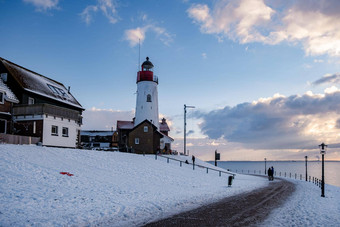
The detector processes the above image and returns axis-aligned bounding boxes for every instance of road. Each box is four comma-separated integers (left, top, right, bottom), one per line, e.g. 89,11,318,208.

144,177,295,227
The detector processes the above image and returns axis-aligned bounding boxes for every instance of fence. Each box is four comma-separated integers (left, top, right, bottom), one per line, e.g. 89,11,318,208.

0,133,40,145
232,169,322,188
153,154,235,177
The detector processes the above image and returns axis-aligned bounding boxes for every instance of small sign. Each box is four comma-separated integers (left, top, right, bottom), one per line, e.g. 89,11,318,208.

215,152,220,160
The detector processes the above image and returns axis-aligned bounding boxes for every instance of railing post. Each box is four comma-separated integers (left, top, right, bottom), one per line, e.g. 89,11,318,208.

155,154,157,160
290,173,291,178
300,174,302,180
285,172,286,177
167,158,169,163
206,168,208,174
295,173,297,179
180,161,182,167
219,171,221,177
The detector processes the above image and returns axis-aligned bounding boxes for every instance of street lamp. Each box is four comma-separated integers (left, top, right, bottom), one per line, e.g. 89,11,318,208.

319,143,327,197
264,158,267,175
184,104,195,156
305,156,308,181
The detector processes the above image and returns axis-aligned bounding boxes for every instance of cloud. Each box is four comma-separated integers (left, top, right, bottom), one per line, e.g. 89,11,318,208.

124,25,173,47
195,88,340,150
80,0,119,25
187,0,340,57
23,0,59,11
82,107,134,130
313,73,340,85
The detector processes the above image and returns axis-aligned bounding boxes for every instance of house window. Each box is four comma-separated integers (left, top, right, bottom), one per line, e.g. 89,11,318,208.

0,119,6,133
144,126,148,132
28,97,34,105
62,127,69,137
51,125,58,136
147,94,151,102
135,138,139,144
0,91,4,104
47,84,69,98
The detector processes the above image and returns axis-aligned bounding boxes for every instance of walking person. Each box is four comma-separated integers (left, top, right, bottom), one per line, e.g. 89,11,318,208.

192,155,195,165
271,166,274,181
268,167,272,181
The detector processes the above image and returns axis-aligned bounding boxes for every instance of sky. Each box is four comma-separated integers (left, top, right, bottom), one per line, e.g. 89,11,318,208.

1,0,340,161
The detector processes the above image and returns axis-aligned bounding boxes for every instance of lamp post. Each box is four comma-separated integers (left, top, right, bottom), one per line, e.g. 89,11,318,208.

319,143,327,197
264,158,267,175
184,104,195,156
305,156,308,181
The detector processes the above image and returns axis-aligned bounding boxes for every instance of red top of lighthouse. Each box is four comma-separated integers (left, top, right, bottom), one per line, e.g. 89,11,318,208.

137,57,158,84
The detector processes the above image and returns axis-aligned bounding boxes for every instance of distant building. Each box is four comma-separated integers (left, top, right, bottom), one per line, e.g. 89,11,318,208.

80,130,118,149
116,57,173,154
0,57,84,148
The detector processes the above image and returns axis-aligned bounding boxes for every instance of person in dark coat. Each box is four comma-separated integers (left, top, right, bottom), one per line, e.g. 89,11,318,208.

192,155,195,165
268,167,272,181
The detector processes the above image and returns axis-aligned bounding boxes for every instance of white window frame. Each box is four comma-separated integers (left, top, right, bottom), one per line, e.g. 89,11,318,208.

33,121,36,134
62,127,69,137
0,91,4,104
144,126,148,132
135,138,139,144
51,125,58,136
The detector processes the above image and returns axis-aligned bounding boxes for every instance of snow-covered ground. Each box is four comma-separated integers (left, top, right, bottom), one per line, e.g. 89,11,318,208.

0,144,339,226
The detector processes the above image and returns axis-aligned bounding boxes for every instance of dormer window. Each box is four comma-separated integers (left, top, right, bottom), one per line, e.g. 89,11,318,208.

147,94,151,102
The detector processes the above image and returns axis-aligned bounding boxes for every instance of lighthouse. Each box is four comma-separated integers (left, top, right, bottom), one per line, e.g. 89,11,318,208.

134,57,159,129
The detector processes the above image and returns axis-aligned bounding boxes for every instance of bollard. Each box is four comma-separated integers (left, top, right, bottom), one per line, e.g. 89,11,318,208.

180,161,182,167
167,158,169,163
309,176,311,182
155,154,157,160
219,171,221,177
228,176,233,187
206,168,208,173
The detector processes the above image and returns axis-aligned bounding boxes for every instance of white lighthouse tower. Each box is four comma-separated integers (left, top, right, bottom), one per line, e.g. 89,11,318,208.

134,57,159,129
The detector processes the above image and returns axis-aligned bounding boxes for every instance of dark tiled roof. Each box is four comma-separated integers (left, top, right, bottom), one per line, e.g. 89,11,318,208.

0,57,83,110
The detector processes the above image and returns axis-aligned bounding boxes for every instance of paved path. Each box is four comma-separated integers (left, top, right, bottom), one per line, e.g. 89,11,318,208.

143,177,295,227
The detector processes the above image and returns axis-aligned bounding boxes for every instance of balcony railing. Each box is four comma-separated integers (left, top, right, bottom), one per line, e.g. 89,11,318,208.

13,103,82,124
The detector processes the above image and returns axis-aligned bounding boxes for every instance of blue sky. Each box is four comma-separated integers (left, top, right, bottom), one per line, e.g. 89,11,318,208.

2,0,340,160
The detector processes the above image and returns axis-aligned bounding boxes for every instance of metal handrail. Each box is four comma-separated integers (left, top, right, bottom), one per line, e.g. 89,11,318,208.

155,154,235,177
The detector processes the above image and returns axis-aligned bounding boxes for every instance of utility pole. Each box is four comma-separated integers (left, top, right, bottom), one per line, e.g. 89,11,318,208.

184,104,195,155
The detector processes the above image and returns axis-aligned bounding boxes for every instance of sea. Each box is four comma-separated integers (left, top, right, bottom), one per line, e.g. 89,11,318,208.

209,161,340,187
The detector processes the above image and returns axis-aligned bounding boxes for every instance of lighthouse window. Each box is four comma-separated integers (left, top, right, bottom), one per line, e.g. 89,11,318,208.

147,94,152,102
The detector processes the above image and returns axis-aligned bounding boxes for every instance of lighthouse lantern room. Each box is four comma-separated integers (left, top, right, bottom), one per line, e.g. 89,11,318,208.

134,57,159,129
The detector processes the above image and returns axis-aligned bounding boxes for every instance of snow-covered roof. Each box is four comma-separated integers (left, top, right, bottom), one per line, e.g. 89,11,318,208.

160,131,174,141
0,57,83,110
80,130,115,136
117,120,134,130
0,78,19,103
160,119,170,132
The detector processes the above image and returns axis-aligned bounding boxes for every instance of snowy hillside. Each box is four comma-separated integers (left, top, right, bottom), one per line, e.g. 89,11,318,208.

0,144,267,226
